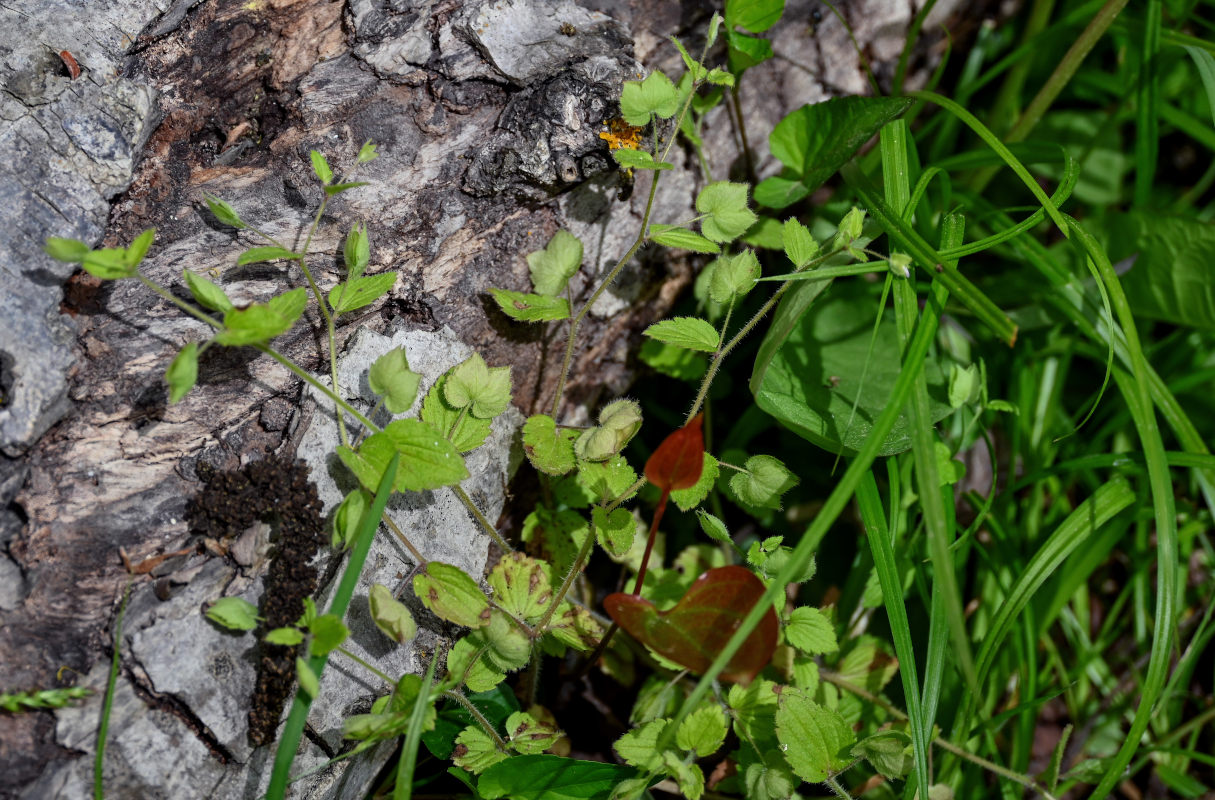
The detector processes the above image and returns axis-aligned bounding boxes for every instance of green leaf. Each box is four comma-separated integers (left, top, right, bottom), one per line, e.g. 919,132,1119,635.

575,399,643,462
236,245,300,265
696,511,731,544
751,283,951,456
726,0,783,33
935,441,965,486
452,725,507,774
619,70,679,126
1107,211,1215,329
369,583,417,644
593,507,636,558
44,237,90,262
948,363,980,409
481,609,531,672
443,353,512,419
296,657,319,698
521,415,577,476
643,317,720,353
852,730,913,780
310,149,333,184
670,36,707,81
126,229,155,268
729,455,798,509
329,272,396,314
670,454,718,512
414,562,490,628
488,552,553,624
344,223,370,280
81,248,135,280
479,755,642,800
264,627,304,646
337,418,469,493
705,68,734,87
489,289,571,323
527,229,583,296
648,224,720,254
206,596,258,631
505,711,561,755
215,287,307,346
782,218,819,269
741,216,784,250
663,752,705,800
307,614,349,656
615,719,670,771
726,31,773,73
324,181,368,196
784,606,838,655
753,175,811,209
676,704,727,757
575,455,638,504
611,148,674,171
368,347,422,414
708,250,760,305
204,195,247,229
638,339,707,382
166,342,199,404
421,376,493,452
774,688,854,782
184,270,234,312
696,181,758,244
356,141,379,164
770,96,913,191
330,488,369,550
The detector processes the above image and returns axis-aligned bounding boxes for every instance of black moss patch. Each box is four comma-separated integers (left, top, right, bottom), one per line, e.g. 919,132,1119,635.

187,457,325,747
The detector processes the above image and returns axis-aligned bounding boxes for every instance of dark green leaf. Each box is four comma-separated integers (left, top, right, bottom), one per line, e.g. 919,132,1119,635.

1108,211,1215,329
726,31,773,73
478,755,642,800
753,175,810,209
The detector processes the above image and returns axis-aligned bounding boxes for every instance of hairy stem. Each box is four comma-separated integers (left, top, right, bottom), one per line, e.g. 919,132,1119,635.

451,485,512,552
443,689,508,750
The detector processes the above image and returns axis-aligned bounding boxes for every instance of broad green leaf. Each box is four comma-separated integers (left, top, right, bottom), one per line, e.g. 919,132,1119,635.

676,704,727,756
615,719,670,771
44,237,90,262
782,218,819,268
166,342,198,404
696,181,758,244
126,229,155,268
184,270,234,312
638,339,707,381
948,363,980,408
753,175,811,209
784,606,838,655
852,730,913,780
336,418,468,493
670,453,719,512
769,96,913,190
344,223,370,279
521,415,577,475
414,562,490,629
81,248,134,280
307,613,349,656
726,0,784,32
423,685,519,759
215,287,307,345
521,508,590,578
729,454,798,509
726,31,773,73
705,67,734,86
481,609,531,671
264,627,304,646
1107,211,1215,329
206,596,258,630
593,507,636,557
774,688,854,782
329,272,396,314
204,195,247,229
663,752,705,800
575,455,638,504
505,711,561,755
696,510,731,544
741,216,785,250
836,637,898,693
443,353,512,419
479,755,642,800
369,583,417,644
612,148,674,171
643,317,720,353
488,552,552,624
543,602,602,653
575,399,642,462
752,283,951,456
935,441,965,486
296,657,319,697
368,347,421,414
726,679,778,741
708,250,760,304
648,224,720,253
452,725,507,774
527,229,582,296
620,70,679,126
331,488,369,550
236,245,299,265
421,376,493,452
489,289,570,322
310,149,333,184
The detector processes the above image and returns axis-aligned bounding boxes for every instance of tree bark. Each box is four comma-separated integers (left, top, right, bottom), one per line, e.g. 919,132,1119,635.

0,0,965,796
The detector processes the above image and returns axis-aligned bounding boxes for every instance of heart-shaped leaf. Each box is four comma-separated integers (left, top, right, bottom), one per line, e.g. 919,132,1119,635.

604,565,777,684
645,413,705,493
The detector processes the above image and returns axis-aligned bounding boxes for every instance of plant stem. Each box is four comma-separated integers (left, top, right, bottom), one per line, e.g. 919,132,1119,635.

336,645,394,686
824,775,854,800
443,689,508,750
383,516,427,565
137,274,220,329
534,512,599,633
255,345,377,431
451,485,512,552
94,581,131,800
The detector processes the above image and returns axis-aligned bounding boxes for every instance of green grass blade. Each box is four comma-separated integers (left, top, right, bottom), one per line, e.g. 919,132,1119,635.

394,651,440,800
266,453,401,800
95,581,132,800
1182,45,1215,127
1134,0,1161,207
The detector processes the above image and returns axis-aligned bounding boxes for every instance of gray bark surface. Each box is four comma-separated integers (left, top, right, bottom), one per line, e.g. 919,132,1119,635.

0,0,962,796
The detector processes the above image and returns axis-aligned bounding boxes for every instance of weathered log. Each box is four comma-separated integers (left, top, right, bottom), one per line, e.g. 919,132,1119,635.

0,0,964,796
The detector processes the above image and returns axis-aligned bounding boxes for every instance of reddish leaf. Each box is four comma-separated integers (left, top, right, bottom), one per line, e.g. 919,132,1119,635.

604,565,777,684
645,413,705,493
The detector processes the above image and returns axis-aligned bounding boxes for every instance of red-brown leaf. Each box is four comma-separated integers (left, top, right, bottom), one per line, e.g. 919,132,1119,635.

644,413,705,493
604,565,777,684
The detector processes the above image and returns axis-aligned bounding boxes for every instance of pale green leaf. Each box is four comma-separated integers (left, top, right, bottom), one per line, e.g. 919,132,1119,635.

649,224,720,254
205,596,258,631
522,415,577,476
697,181,758,244
184,270,234,312
775,688,854,782
414,562,490,629
676,704,727,757
368,347,421,414
784,606,838,655
643,317,720,353
444,353,512,419
329,272,396,314
369,583,416,644
489,289,570,322
527,230,582,296
166,342,199,404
